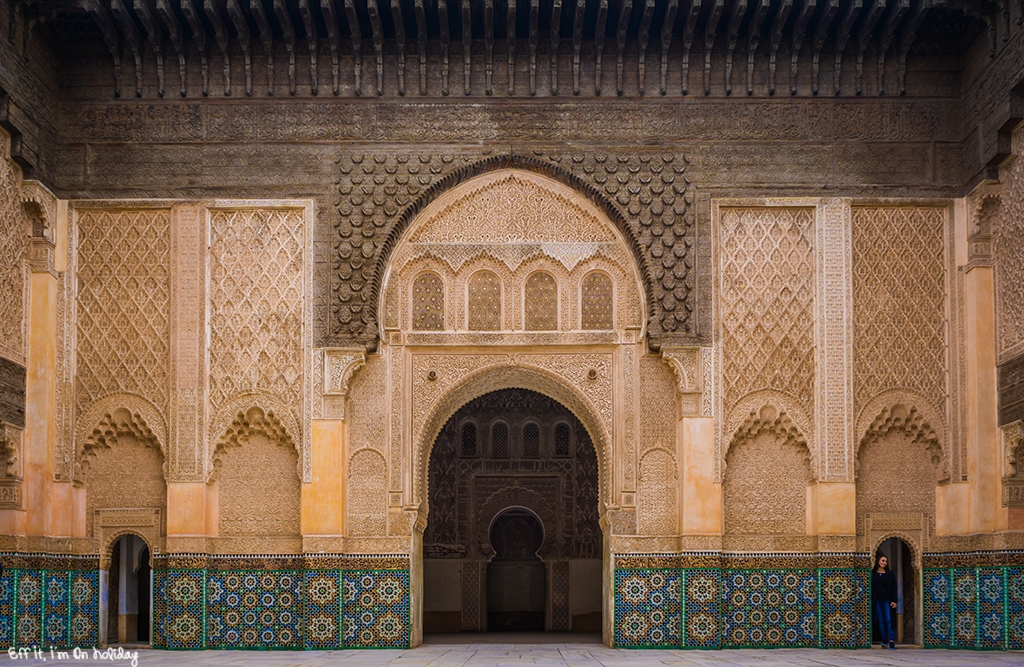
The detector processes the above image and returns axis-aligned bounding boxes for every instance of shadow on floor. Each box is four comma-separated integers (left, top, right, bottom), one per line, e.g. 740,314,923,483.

423,632,602,645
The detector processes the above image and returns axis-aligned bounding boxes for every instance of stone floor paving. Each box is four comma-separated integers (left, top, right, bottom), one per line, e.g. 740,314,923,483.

8,641,1024,667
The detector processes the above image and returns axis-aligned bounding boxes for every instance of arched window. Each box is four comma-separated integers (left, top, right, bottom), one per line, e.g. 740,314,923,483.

524,271,558,330
412,272,444,330
491,422,509,458
522,423,540,458
553,422,571,457
581,271,613,330
468,270,502,330
461,422,477,457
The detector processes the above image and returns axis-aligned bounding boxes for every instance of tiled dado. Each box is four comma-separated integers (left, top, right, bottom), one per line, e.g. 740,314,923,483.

0,555,101,649
613,553,870,649
922,553,1024,650
151,556,410,650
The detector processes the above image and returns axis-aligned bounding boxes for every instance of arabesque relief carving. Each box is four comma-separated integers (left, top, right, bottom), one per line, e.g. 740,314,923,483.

74,207,171,432
0,140,29,366
996,127,1024,365
1002,421,1024,507
208,205,314,481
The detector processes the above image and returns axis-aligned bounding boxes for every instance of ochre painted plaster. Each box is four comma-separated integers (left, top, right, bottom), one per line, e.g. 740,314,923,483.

302,419,347,536
681,417,721,535
964,267,1002,532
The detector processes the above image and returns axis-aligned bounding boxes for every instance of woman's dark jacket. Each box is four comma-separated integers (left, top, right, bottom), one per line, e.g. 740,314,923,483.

872,569,897,604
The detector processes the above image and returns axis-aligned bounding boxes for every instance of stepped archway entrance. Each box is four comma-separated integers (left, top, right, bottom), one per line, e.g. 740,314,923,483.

422,388,603,636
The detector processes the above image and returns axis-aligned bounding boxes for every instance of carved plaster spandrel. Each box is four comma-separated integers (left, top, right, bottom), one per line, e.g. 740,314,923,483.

660,347,705,417
318,348,366,419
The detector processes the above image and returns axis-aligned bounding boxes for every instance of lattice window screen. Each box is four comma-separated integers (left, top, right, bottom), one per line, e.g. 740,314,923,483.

468,270,502,330
524,271,558,330
412,272,444,330
554,423,571,457
522,423,540,458
581,271,614,330
491,422,509,458
461,422,477,457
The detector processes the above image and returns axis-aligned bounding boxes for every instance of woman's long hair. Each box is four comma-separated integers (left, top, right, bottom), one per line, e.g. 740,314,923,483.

874,551,890,572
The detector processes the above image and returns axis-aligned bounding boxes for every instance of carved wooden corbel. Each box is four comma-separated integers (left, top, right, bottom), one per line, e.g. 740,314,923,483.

321,348,367,419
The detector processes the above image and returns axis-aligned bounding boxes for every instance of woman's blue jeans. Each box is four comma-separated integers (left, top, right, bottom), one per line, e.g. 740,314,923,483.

874,599,896,644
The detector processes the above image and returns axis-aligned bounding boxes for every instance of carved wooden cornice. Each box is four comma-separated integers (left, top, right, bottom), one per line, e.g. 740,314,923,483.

32,0,995,99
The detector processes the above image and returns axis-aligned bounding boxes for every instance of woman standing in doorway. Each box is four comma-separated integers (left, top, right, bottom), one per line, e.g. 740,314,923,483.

873,553,898,649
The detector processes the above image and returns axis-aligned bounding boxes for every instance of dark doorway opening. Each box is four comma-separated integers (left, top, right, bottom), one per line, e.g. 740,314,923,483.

106,534,151,645
486,509,546,631
875,537,917,645
423,388,602,635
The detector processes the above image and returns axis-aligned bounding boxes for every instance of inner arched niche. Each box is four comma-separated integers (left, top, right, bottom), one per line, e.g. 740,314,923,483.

379,169,646,338
422,388,602,635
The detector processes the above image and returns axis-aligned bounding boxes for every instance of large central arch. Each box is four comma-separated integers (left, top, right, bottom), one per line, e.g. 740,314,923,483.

376,168,650,647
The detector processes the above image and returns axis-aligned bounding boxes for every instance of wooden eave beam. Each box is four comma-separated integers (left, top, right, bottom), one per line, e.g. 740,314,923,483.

875,0,908,94
614,0,632,95
389,0,406,94
299,0,320,94
550,0,562,94
745,0,770,94
528,0,538,94
133,0,166,97
679,0,699,94
342,0,363,94
789,0,816,94
484,0,494,94
636,0,654,95
109,0,144,96
594,0,607,94
273,0,298,93
155,0,186,95
249,0,277,94
572,0,585,94
460,0,471,94
723,0,747,95
225,0,254,95
854,0,884,94
414,0,427,93
178,0,210,95
658,0,678,95
79,0,123,96
321,0,341,93
832,0,863,94
439,0,451,94
203,0,231,94
897,0,930,94
365,0,384,93
702,0,724,94
767,0,793,95
811,0,839,94
506,0,515,93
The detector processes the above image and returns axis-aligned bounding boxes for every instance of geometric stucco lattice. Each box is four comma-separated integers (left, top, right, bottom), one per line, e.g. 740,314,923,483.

75,208,171,431
208,207,311,481
852,206,950,475
716,207,817,483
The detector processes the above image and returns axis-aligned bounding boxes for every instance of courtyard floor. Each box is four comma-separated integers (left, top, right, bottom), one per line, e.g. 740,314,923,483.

9,636,1024,667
